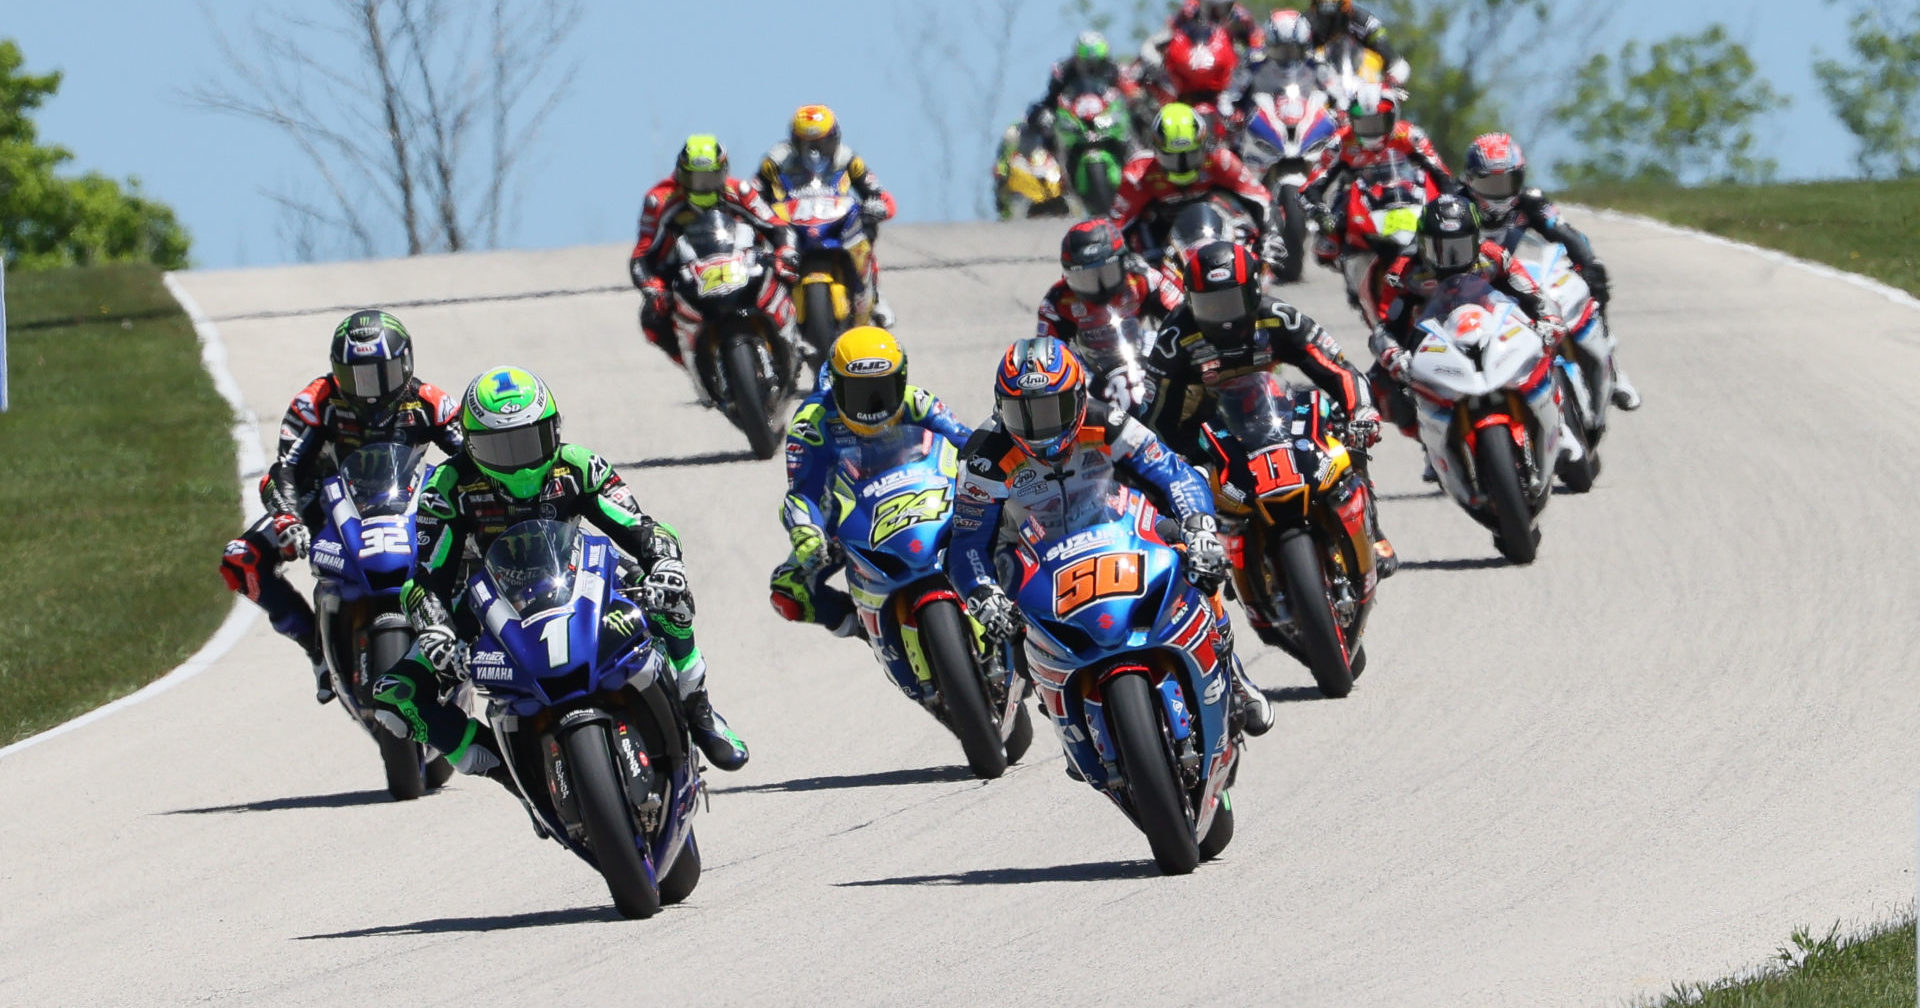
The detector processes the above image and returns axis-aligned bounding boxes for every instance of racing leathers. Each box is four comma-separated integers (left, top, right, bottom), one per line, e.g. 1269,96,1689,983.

371,445,749,774
1306,2,1408,82
771,386,973,636
628,177,797,364
1035,261,1186,414
1146,1,1266,63
1298,121,1451,265
218,375,461,700
1109,148,1279,271
1024,60,1139,142
754,143,899,328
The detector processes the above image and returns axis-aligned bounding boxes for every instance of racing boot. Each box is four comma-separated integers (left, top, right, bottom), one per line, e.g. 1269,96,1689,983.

683,689,749,771
300,629,333,705
1611,366,1642,411
1230,659,1274,737
1558,420,1586,463
869,291,896,329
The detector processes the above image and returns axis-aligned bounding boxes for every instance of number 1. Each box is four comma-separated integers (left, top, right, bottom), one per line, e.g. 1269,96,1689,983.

540,615,571,668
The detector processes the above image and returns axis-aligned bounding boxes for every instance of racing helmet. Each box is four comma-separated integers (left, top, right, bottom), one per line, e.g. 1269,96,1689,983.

1201,0,1235,20
1463,132,1528,221
1417,195,1483,278
791,104,841,169
1152,103,1209,185
675,134,728,208
1073,31,1111,76
1307,0,1352,36
1182,241,1261,346
330,309,414,416
1346,82,1397,150
462,365,562,500
994,337,1089,463
829,326,909,437
1267,9,1314,61
1061,219,1129,304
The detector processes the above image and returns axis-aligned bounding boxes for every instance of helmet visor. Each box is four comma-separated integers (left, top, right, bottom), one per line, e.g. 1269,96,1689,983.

1422,232,1479,271
333,357,408,402
1469,172,1522,200
1190,286,1251,324
682,167,724,195
1352,112,1393,143
468,418,560,476
1065,260,1125,298
999,389,1081,444
1155,147,1204,177
1271,42,1307,61
833,372,906,428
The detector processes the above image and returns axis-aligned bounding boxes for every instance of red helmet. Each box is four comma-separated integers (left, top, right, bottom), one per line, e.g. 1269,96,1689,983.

995,337,1089,462
1463,132,1527,220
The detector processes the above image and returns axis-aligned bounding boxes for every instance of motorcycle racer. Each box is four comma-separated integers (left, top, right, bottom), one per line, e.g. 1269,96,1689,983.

770,326,974,638
1299,83,1451,269
755,105,900,327
1110,103,1285,275
1303,0,1410,84
1021,32,1139,148
630,135,798,367
1036,220,1186,414
1458,132,1640,410
1226,9,1336,122
1143,0,1267,66
949,336,1273,736
217,310,461,705
1141,240,1397,576
370,366,750,776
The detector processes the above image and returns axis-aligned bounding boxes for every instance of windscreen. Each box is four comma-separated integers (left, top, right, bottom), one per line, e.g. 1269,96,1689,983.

1019,474,1132,546
339,442,426,518
1417,273,1502,325
839,424,933,481
482,519,581,616
1212,370,1293,446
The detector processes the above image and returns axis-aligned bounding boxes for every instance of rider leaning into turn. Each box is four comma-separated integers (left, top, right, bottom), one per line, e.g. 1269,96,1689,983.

770,326,974,639
630,134,799,367
1303,0,1410,83
754,105,900,328
1110,103,1285,276
218,310,461,705
948,336,1274,737
371,366,750,777
1036,219,1187,414
1299,83,1452,273
1457,132,1641,410
1140,240,1397,577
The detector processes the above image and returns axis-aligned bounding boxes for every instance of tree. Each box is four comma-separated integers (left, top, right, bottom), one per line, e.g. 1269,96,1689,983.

1554,26,1788,186
0,40,190,270
902,0,1034,220
193,0,581,260
1815,1,1920,178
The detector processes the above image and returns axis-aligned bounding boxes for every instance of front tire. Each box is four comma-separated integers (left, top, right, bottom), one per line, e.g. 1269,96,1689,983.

1105,672,1199,875
801,284,837,363
721,337,778,461
1275,527,1353,698
1475,427,1538,565
920,600,1007,779
1276,184,1306,284
368,626,428,801
561,722,660,919
1082,160,1116,217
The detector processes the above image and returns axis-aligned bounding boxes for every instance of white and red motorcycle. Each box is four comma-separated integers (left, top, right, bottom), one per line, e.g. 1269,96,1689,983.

1236,62,1339,284
1497,228,1614,492
1405,274,1565,564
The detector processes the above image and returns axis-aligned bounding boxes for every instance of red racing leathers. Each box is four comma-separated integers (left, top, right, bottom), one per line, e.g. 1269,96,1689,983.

1298,121,1451,258
1036,262,1186,413
1110,149,1274,262
628,177,796,362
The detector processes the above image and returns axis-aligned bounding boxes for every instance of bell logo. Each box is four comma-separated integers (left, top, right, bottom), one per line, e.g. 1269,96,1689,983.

1206,266,1232,283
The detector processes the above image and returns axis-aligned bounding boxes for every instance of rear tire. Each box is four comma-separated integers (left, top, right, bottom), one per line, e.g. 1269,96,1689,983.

1198,791,1235,860
562,722,660,919
1105,672,1199,875
368,627,427,801
920,600,1007,779
1275,527,1353,699
1276,185,1306,284
721,337,778,461
802,284,837,363
659,829,702,906
1476,428,1538,565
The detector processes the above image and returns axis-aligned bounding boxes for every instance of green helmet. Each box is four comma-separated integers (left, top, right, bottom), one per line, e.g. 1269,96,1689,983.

1073,31,1110,74
462,365,561,500
1152,103,1207,184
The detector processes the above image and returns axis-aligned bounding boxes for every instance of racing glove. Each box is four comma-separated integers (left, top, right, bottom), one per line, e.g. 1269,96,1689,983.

789,523,831,574
1181,514,1229,594
1385,57,1411,85
965,585,1024,643
1378,344,1412,384
861,197,890,237
635,558,695,625
1347,405,1383,447
416,624,469,679
1259,231,1289,270
771,246,800,286
268,512,310,561
1103,365,1149,414
1310,207,1339,237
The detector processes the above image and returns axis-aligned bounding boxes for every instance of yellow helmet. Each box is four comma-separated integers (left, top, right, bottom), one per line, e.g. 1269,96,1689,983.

791,104,842,166
829,326,907,436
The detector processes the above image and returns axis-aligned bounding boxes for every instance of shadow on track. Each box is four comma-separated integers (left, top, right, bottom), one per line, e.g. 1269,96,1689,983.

835,859,1155,887
1375,489,1446,502
1261,685,1333,704
616,450,759,470
710,765,975,795
1397,556,1510,572
295,905,626,939
161,789,394,815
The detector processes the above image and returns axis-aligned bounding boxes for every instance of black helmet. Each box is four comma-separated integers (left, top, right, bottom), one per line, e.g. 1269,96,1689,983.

1061,219,1129,303
1417,196,1482,277
330,309,414,414
1182,240,1261,344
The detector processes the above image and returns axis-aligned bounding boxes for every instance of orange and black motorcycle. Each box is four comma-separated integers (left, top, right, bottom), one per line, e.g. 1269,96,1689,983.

1200,371,1378,698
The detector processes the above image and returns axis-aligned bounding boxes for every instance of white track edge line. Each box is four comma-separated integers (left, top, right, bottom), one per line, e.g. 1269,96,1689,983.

0,274,265,760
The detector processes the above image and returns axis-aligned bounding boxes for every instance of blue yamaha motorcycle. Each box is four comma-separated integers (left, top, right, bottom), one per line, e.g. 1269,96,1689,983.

464,519,703,919
1011,477,1239,875
309,442,451,800
834,426,1032,779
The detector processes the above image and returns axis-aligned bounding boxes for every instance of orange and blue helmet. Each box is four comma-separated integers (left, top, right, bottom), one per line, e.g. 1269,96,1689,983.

995,336,1088,462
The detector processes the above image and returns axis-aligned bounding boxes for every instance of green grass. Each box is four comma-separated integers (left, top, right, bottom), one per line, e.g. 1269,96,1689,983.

0,263,235,746
1563,177,1920,298
1638,917,1916,1007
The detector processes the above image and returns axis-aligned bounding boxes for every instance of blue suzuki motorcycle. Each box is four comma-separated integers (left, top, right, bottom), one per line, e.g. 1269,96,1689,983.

464,519,703,919
1011,476,1239,875
309,442,451,800
834,425,1032,779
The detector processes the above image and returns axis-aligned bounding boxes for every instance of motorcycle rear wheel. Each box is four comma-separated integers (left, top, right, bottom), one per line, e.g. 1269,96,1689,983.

562,721,660,919
1275,527,1353,698
921,600,1008,779
1476,428,1539,565
1106,672,1199,875
721,337,779,461
368,626,429,801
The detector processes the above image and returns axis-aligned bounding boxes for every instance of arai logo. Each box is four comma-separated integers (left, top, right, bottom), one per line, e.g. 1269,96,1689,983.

844,357,892,376
1017,372,1051,390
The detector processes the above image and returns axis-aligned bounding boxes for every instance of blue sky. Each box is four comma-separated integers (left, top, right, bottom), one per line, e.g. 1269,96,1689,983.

8,1,1856,269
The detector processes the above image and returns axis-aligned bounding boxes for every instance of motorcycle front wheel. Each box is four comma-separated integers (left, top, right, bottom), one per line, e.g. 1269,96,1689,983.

1476,428,1539,565
721,336,779,461
921,599,1008,779
562,721,660,919
1275,526,1353,698
1276,184,1306,284
1106,671,1199,875
367,625,430,800
801,284,838,364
